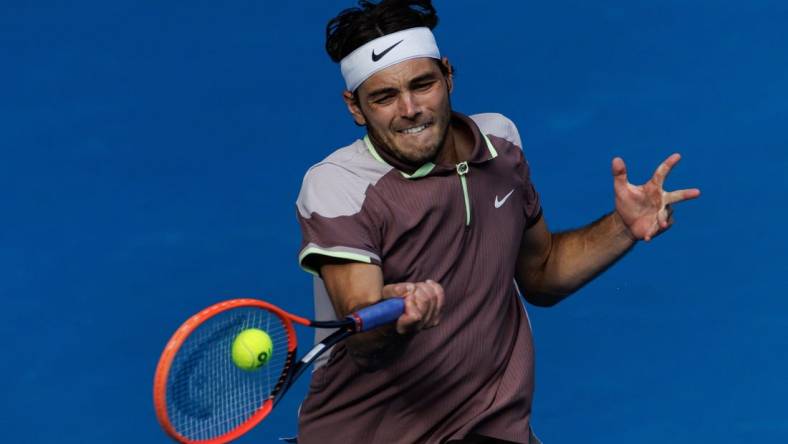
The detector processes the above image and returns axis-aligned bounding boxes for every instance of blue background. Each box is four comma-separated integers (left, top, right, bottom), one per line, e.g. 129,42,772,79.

2,1,786,442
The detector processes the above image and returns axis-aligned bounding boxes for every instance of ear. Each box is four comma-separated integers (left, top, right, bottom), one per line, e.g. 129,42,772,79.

342,90,367,126
441,57,454,93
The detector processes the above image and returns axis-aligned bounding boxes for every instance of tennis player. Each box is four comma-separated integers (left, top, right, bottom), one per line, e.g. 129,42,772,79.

294,1,700,443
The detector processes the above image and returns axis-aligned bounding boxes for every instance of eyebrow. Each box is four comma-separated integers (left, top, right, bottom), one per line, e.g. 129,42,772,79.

365,72,441,100
366,86,399,100
408,73,439,86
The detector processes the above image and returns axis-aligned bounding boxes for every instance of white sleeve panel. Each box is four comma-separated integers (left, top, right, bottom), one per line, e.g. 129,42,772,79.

471,112,523,149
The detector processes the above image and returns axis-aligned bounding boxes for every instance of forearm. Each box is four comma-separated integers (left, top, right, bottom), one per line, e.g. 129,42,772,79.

319,260,411,370
520,211,636,303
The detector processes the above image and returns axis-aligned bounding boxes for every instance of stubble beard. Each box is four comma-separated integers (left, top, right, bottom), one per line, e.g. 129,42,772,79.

366,100,453,166
370,123,447,165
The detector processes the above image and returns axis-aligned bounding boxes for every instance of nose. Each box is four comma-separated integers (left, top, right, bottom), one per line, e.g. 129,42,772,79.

397,92,420,120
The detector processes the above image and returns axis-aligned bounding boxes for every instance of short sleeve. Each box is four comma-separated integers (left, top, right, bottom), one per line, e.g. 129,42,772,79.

296,163,383,276
519,153,543,228
472,112,543,229
504,117,542,227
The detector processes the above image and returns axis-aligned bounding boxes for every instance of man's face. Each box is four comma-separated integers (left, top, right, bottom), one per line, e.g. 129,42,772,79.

346,58,453,165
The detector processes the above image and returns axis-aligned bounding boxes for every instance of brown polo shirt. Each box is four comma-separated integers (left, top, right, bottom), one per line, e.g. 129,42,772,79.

295,112,542,443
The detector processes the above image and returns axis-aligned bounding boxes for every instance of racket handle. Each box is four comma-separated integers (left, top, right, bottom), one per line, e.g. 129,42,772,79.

349,298,405,332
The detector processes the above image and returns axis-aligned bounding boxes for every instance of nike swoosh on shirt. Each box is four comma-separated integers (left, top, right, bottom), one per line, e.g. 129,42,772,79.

371,40,404,62
494,189,515,208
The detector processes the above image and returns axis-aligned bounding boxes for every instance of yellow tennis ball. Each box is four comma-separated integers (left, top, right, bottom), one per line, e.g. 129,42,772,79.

231,328,273,371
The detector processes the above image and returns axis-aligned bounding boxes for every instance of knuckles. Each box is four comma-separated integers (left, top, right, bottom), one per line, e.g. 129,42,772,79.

394,279,445,333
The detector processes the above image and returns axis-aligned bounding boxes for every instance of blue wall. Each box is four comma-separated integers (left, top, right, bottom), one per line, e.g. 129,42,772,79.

2,1,786,442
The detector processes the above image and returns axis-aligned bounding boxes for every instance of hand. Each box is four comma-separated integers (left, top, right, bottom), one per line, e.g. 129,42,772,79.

613,153,701,242
382,280,444,335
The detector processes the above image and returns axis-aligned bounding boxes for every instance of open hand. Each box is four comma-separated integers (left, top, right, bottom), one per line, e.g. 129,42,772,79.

382,280,444,335
613,153,701,242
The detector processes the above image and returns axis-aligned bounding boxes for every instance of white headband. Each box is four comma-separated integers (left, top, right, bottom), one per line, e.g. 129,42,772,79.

340,27,441,92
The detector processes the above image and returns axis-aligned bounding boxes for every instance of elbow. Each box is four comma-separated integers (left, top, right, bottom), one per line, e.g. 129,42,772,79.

517,273,579,307
522,291,567,307
521,282,576,307
517,258,572,308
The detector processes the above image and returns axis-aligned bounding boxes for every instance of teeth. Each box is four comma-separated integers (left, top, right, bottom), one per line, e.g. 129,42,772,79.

400,124,428,134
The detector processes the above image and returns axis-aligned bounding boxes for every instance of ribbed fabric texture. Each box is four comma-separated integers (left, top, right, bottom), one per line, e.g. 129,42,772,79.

296,113,541,443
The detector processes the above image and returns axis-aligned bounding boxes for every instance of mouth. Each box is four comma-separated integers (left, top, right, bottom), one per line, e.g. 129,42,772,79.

396,122,432,135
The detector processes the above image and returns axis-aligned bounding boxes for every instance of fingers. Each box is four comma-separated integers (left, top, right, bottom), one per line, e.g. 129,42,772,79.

394,279,445,335
382,282,414,299
652,153,681,188
423,279,445,327
617,153,698,243
664,188,702,205
611,157,628,188
642,204,676,242
658,204,673,229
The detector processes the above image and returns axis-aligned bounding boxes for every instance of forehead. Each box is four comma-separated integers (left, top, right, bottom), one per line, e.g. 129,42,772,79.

358,57,441,93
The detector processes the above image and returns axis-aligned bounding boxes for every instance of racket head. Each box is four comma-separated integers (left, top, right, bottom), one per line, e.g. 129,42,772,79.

153,299,298,443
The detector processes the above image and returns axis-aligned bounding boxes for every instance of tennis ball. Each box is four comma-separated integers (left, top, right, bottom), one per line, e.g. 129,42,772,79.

231,328,273,371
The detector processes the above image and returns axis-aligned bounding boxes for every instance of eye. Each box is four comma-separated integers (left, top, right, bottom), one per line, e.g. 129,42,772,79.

373,94,395,105
414,80,436,91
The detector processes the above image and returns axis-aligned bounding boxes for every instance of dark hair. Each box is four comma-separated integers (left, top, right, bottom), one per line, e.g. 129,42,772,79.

325,0,439,63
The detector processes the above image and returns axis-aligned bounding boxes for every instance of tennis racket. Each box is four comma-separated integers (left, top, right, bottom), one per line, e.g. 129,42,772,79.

153,297,404,443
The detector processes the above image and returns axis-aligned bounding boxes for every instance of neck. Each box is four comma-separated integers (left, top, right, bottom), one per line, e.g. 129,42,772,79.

436,117,474,165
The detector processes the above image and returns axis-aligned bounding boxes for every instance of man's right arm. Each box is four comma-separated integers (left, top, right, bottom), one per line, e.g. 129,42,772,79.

316,257,444,370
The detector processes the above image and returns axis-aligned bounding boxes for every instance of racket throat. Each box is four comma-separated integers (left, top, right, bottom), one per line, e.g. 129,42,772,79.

273,329,353,406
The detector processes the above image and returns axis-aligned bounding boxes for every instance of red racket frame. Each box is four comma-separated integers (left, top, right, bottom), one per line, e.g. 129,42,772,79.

153,298,311,444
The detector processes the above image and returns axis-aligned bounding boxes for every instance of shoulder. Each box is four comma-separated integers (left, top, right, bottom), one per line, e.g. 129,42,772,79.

470,112,523,149
297,139,393,219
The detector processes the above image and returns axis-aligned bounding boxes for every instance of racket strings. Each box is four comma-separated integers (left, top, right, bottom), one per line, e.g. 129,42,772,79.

165,307,292,441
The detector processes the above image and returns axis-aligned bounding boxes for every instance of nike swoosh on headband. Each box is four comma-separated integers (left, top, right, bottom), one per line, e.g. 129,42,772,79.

371,40,404,62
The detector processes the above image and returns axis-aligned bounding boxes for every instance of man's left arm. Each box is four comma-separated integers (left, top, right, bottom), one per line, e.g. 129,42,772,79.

516,153,701,306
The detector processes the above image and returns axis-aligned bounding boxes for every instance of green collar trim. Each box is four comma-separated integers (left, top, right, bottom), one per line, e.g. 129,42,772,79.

363,135,435,180
400,162,435,179
363,135,387,165
483,134,498,159
363,133,495,179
